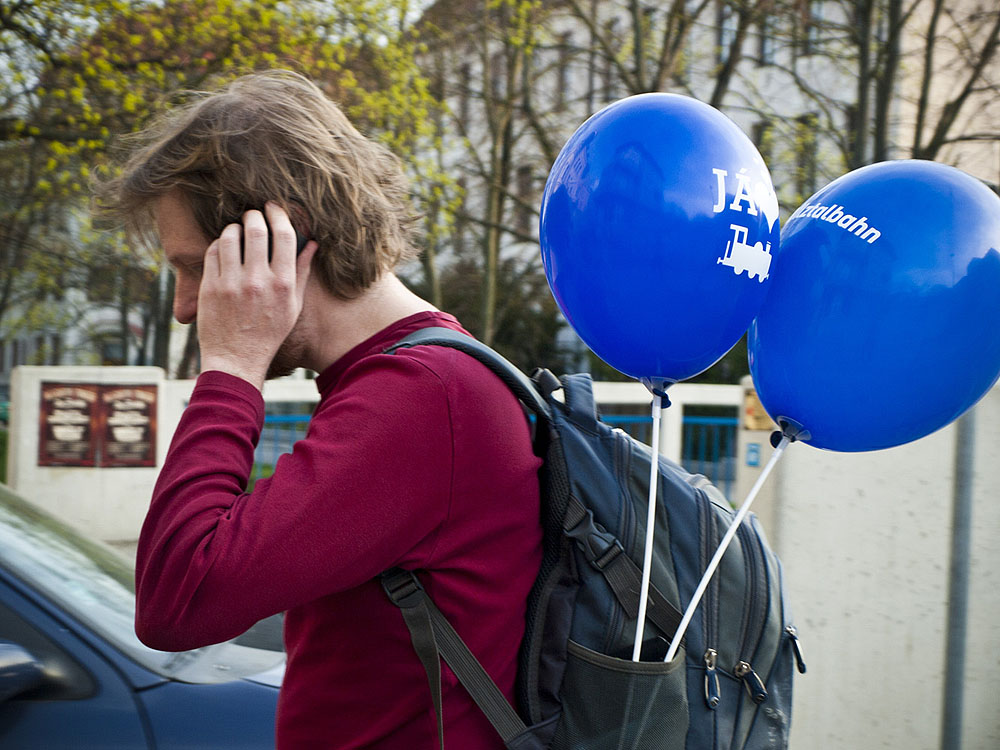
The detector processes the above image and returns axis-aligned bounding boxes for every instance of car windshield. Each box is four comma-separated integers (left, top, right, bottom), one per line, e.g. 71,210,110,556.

0,484,283,683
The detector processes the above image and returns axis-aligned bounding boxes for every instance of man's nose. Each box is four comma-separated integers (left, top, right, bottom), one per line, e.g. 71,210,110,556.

173,276,198,325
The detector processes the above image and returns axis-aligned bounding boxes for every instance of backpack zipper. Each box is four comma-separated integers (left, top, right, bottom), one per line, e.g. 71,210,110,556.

787,625,807,674
704,648,721,709
775,540,807,676
733,522,770,705
734,660,768,704
699,490,721,709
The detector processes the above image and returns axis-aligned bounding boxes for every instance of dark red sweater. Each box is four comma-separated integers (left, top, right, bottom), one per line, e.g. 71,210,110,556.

135,312,543,749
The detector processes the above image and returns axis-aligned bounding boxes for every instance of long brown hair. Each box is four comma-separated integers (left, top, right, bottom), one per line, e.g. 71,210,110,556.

96,70,420,299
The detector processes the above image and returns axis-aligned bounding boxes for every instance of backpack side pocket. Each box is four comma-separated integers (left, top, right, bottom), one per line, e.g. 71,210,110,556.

551,640,689,750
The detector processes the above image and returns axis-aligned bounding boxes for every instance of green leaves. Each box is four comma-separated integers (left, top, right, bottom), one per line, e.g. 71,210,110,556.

1,0,445,368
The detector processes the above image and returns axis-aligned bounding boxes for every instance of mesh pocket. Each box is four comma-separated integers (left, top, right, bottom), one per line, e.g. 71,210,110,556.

551,640,689,750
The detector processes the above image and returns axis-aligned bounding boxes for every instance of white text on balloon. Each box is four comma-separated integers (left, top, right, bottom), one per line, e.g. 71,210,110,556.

712,167,780,231
788,202,883,244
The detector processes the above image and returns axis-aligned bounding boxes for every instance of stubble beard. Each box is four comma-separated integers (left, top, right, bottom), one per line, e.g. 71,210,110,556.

266,328,308,380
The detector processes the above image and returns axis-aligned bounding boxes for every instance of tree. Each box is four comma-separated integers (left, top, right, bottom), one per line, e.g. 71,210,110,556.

415,0,574,371
759,1,1000,175
824,0,999,169
1,0,444,372
908,0,1000,165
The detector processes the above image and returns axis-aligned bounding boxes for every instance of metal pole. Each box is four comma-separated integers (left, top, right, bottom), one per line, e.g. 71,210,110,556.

941,409,975,750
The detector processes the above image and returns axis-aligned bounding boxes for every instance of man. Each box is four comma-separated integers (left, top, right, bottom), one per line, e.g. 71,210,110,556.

97,70,542,749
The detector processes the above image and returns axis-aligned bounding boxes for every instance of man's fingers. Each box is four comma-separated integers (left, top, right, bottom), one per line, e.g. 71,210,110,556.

217,223,243,274
263,202,299,271
242,209,269,270
202,239,221,279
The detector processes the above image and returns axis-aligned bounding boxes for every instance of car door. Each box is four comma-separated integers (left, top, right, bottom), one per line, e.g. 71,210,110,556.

0,578,151,748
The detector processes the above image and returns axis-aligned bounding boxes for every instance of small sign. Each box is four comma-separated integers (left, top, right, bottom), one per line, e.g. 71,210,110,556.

39,383,99,466
38,382,157,468
100,385,157,467
746,442,761,467
743,387,775,431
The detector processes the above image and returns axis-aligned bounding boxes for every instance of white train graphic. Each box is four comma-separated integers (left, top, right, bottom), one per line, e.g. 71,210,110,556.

717,224,772,282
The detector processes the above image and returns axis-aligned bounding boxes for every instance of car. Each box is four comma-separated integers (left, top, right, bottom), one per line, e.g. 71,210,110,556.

0,482,284,748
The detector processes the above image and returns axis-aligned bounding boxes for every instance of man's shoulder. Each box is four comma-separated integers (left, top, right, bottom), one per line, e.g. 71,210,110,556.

335,340,507,403
317,335,523,441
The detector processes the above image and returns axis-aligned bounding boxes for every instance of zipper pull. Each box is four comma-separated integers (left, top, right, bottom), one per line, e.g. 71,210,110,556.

703,649,721,710
734,660,768,704
786,626,807,674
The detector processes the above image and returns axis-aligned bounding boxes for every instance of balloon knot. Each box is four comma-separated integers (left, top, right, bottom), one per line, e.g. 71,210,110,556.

773,417,811,446
652,388,671,408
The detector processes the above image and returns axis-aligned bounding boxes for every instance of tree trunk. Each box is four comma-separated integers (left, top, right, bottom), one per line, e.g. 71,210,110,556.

153,270,174,371
480,34,522,346
481,118,514,345
119,261,131,366
709,3,755,109
873,0,902,161
422,203,443,308
851,0,873,169
914,9,1000,160
630,0,647,91
175,322,199,379
912,0,945,156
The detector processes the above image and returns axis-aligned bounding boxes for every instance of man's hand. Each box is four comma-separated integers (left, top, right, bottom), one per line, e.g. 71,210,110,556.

197,203,318,390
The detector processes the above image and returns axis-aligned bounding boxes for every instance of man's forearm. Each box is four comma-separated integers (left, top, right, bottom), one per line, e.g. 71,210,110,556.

134,371,265,651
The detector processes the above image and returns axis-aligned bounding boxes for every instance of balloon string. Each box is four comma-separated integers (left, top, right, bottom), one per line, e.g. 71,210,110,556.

633,393,664,661
663,435,790,663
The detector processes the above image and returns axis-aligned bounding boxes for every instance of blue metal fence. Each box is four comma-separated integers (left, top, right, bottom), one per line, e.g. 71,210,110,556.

681,416,738,498
254,410,739,498
253,414,311,484
600,414,738,498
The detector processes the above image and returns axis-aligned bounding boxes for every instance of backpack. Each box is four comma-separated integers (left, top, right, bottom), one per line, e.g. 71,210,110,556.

381,327,805,750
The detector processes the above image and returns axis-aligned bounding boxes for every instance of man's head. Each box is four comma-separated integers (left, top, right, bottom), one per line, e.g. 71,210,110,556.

97,70,419,301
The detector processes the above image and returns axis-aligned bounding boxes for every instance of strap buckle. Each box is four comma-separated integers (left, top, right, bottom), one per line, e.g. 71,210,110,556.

564,503,626,572
381,568,425,608
592,540,625,571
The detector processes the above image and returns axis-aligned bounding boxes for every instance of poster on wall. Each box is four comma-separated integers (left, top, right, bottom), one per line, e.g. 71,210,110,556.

37,382,157,468
100,385,157,467
38,383,99,466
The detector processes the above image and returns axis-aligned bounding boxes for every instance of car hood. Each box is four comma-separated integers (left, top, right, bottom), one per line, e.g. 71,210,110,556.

154,639,285,687
242,658,285,689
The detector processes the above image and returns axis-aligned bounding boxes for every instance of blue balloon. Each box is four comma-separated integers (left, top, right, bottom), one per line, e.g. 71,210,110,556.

749,160,1000,452
539,93,779,384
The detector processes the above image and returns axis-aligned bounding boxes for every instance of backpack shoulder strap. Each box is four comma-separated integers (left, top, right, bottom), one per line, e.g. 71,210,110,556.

558,373,600,431
385,326,551,421
383,328,546,749
382,569,536,749
386,327,685,640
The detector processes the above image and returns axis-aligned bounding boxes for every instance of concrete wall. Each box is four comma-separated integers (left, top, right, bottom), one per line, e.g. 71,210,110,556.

5,366,194,547
5,366,309,548
741,382,1000,750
